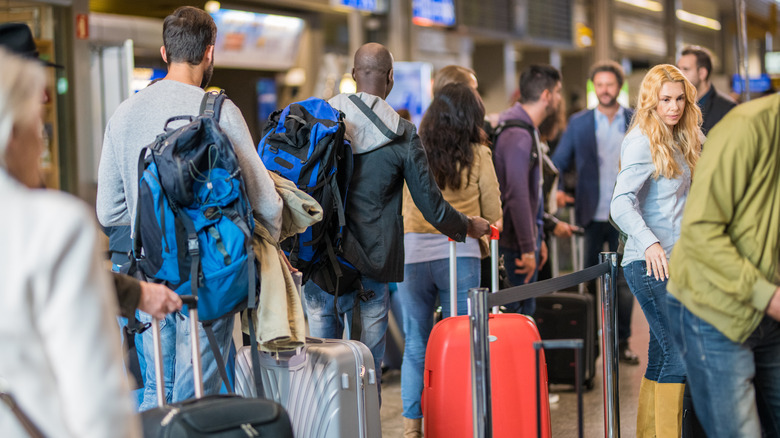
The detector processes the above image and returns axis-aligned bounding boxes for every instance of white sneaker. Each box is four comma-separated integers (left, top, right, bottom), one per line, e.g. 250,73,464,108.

549,393,560,404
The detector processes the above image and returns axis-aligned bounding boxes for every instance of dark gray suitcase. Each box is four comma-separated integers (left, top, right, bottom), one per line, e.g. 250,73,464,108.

141,296,294,437
534,292,597,389
235,337,382,438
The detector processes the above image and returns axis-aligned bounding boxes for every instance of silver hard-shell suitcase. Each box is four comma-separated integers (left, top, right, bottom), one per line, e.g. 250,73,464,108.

235,337,381,438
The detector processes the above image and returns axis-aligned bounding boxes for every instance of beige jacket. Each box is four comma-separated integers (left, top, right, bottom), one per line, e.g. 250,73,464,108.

403,143,502,256
244,172,322,352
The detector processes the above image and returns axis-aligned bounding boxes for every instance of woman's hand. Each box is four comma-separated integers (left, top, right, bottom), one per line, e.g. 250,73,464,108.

644,242,668,281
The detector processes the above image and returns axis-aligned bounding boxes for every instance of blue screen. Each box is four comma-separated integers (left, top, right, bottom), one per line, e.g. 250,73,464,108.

412,0,456,27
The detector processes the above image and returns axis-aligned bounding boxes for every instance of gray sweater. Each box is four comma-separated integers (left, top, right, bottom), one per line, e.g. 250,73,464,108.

96,80,282,239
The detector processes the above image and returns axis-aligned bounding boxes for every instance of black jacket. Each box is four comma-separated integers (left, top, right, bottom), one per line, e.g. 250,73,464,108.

700,85,737,136
329,92,468,282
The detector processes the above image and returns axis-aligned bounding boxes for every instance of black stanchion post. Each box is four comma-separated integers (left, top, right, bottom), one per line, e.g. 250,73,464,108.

469,287,492,438
599,252,620,437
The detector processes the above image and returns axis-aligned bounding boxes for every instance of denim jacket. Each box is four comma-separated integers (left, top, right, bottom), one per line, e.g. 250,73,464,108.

610,128,691,266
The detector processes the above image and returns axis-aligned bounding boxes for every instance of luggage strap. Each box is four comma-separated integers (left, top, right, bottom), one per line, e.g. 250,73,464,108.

246,308,265,398
202,307,263,397
203,323,233,393
0,380,45,438
350,282,375,342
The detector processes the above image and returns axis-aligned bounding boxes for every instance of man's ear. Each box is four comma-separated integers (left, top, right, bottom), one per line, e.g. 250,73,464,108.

540,88,551,105
386,68,394,96
160,46,167,63
204,45,215,65
698,66,708,84
351,67,356,82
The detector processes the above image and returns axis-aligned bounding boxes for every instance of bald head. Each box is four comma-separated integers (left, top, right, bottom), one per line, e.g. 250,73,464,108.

352,43,394,98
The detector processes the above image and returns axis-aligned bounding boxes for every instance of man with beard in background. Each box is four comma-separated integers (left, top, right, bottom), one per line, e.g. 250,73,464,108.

552,60,638,365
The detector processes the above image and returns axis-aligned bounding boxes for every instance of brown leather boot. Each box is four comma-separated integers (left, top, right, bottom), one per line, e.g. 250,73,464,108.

636,377,657,438
403,417,423,438
655,383,684,438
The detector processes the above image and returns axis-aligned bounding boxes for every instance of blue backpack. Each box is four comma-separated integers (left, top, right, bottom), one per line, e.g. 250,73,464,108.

258,97,356,295
132,91,256,323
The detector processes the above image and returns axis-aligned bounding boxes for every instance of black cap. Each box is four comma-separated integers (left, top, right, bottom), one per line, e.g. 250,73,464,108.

0,22,63,68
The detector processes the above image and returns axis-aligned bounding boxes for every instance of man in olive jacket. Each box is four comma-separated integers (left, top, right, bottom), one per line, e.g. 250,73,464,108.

302,43,490,401
667,93,780,437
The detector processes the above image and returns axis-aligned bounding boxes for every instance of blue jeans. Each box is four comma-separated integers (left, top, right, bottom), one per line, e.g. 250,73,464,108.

303,278,389,402
395,257,480,419
623,261,685,383
499,247,536,316
666,294,780,437
137,310,234,411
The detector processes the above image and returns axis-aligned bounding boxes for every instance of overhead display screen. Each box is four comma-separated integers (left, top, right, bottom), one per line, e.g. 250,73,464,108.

412,0,456,27
210,9,305,71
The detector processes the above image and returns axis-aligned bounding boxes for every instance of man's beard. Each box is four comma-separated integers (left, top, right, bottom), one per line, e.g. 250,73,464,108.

200,62,214,89
547,101,559,116
599,94,618,107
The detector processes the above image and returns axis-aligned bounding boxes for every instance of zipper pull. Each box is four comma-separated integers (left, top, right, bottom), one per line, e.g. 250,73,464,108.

160,407,180,427
241,423,260,436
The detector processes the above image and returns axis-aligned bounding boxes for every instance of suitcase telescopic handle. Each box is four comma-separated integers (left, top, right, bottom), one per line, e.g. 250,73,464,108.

448,239,457,317
449,226,500,317
533,340,584,438
490,226,499,314
151,295,204,407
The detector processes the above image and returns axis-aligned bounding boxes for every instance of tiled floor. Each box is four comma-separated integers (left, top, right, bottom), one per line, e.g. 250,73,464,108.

379,297,650,437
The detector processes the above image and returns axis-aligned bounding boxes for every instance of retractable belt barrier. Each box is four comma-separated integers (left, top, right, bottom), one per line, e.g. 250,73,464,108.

484,262,610,309
469,252,621,438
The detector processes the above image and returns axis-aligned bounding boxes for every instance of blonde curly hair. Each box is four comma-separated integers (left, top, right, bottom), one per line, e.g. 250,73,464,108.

629,64,702,179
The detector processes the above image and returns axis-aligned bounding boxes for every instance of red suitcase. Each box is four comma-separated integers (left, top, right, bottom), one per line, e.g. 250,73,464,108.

423,313,552,437
422,228,552,438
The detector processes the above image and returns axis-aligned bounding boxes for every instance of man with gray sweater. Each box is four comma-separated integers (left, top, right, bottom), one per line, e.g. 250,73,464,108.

96,6,282,410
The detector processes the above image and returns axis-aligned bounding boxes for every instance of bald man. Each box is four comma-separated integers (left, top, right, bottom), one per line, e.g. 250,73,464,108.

303,43,490,406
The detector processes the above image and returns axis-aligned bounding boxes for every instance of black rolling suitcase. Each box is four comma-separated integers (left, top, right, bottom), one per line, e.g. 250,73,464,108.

141,296,293,437
534,292,597,389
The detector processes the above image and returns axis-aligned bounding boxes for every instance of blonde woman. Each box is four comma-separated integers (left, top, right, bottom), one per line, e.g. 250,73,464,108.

610,64,702,437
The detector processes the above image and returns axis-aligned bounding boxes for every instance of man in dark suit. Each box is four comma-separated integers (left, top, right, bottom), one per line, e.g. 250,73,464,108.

677,45,737,136
552,60,638,364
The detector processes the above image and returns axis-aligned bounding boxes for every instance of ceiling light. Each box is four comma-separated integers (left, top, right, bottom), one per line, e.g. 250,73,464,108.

676,9,722,30
616,0,663,12
204,1,220,13
339,74,356,94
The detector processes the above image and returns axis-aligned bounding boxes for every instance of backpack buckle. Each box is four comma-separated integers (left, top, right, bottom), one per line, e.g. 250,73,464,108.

357,288,375,302
187,237,199,255
125,321,152,335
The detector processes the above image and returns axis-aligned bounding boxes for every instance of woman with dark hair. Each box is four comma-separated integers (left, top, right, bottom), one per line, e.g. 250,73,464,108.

396,82,502,437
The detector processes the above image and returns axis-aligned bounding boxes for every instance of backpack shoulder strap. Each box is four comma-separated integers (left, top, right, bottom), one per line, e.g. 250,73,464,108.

200,90,227,121
495,119,539,172
495,118,535,139
347,94,401,141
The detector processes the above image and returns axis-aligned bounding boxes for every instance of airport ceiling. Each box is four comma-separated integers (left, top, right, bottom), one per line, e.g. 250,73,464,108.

88,0,334,18
89,0,215,18
88,0,778,21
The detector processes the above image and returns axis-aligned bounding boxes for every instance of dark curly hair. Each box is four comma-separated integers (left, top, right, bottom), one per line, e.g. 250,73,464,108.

419,83,487,190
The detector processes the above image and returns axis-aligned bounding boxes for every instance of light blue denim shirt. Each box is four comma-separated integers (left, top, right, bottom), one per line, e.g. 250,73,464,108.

610,128,691,267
